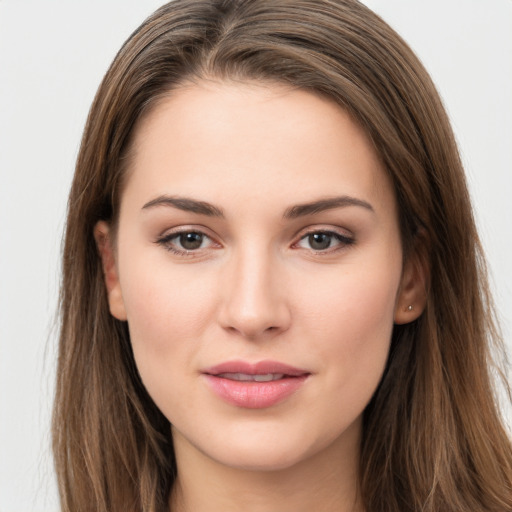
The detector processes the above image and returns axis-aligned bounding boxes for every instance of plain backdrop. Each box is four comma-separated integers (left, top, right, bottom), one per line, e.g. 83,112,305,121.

1,1,511,510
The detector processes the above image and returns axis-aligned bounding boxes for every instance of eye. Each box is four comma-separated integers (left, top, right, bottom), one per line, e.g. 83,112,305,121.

296,230,354,252
176,232,206,250
156,229,217,255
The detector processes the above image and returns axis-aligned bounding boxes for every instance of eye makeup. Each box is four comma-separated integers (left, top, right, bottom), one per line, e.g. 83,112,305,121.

154,224,356,259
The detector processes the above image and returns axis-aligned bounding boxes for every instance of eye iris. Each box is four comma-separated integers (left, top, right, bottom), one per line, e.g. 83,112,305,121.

309,233,331,250
179,232,203,250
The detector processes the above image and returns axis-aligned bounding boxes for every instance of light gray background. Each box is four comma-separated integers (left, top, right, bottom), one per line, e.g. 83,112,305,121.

1,1,511,510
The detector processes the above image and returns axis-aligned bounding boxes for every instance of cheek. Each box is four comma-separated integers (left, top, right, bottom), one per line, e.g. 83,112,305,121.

118,255,216,384
297,259,400,401
299,256,400,334
119,262,222,426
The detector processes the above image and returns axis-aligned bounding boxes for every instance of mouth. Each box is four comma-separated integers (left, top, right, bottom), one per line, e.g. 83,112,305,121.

202,360,310,409
215,372,288,382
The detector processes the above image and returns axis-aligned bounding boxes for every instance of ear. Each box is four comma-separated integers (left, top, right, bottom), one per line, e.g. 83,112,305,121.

394,245,429,325
93,221,127,321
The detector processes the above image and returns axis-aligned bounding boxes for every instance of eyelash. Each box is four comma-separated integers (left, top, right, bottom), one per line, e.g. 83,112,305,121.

294,230,355,253
155,228,355,256
155,229,218,256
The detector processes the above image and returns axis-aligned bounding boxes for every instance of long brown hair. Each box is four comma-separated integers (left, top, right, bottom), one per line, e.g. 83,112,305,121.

53,1,512,510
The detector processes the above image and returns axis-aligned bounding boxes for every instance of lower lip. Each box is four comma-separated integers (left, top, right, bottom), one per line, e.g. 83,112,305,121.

204,375,308,409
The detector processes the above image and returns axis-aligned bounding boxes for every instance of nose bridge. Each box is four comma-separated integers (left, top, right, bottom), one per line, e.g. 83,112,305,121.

219,241,290,338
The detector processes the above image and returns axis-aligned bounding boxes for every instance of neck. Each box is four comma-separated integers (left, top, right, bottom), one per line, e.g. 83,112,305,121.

169,421,364,512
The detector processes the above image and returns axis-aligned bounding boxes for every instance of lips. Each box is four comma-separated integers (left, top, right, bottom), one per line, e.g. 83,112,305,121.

202,360,310,409
216,372,286,382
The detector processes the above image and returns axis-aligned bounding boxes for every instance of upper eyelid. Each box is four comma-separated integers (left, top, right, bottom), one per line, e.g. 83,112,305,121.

157,225,217,239
155,225,354,246
295,231,354,245
155,227,219,250
292,226,355,250
293,224,354,239
155,229,220,257
161,230,212,242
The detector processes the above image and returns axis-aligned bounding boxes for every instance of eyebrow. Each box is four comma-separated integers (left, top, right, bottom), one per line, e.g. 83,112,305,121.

142,195,225,217
141,194,374,219
283,196,374,219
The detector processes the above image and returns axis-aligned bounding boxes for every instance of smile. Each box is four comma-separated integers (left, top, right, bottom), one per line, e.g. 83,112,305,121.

202,360,310,409
216,373,286,382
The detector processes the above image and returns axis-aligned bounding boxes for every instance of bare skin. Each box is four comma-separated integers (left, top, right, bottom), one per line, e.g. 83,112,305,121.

95,80,426,512
170,420,362,512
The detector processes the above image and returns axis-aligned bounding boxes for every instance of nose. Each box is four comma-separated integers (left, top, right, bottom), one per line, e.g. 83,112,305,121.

217,246,291,340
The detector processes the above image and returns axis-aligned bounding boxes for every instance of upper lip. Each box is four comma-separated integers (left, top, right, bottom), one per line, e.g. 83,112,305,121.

202,360,310,377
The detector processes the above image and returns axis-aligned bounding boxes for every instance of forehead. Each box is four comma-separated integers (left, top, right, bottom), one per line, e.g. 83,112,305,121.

122,80,395,217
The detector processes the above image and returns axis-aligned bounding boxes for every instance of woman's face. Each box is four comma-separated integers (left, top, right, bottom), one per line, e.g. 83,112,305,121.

98,81,421,472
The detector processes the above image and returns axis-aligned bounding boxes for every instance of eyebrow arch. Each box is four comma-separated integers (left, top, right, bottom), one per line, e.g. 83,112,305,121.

142,195,225,217
283,196,374,219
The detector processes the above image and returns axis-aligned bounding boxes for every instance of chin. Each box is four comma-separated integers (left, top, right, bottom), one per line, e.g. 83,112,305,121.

210,445,312,473
184,419,358,474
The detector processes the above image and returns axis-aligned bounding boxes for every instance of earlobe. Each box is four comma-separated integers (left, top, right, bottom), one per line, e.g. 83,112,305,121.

93,221,127,321
394,248,429,325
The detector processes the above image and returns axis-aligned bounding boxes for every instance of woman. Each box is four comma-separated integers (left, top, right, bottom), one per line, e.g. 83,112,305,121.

52,1,512,511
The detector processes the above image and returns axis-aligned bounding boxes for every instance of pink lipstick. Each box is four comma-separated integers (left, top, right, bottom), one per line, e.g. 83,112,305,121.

202,360,310,409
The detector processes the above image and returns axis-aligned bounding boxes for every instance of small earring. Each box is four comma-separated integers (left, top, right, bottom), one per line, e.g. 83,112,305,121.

407,305,413,312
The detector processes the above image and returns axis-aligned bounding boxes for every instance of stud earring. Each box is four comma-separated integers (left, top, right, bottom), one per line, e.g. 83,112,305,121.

407,305,413,312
